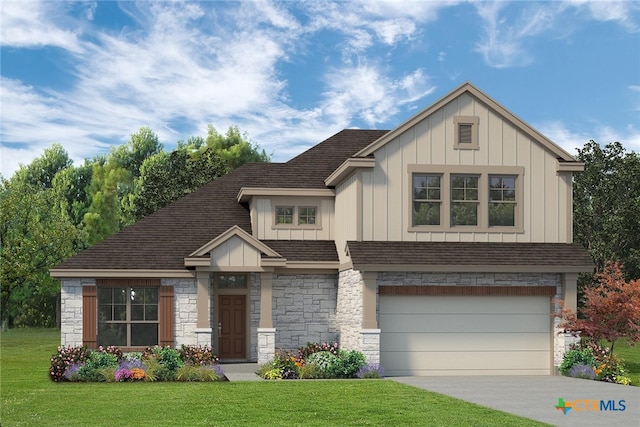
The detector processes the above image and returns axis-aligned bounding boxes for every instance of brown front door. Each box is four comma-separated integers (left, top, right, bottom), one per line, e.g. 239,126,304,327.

218,295,246,359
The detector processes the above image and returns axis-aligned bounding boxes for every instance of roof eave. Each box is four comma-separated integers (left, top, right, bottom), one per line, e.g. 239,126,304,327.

350,263,593,273
325,157,376,187
50,269,195,278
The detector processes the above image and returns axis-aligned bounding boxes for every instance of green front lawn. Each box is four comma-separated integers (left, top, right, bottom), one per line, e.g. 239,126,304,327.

0,328,547,426
612,339,640,386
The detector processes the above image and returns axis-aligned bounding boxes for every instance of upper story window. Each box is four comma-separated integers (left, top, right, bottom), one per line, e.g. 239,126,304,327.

408,165,523,232
412,174,441,226
275,206,294,224
489,175,517,227
450,175,479,226
298,207,317,225
453,116,479,150
274,205,320,228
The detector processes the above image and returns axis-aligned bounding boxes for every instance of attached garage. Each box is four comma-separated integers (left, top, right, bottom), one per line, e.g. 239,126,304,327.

379,287,555,376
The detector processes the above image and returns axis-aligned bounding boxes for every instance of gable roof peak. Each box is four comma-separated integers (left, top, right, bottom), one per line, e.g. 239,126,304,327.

354,81,578,162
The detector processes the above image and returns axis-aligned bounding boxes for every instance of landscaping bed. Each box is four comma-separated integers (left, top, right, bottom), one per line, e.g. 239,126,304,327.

256,342,383,380
50,344,225,382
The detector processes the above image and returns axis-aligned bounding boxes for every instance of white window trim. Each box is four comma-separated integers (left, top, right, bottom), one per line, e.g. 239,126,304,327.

407,164,524,233
453,116,480,150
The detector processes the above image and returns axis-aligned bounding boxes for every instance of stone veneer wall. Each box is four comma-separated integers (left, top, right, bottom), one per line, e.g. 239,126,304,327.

272,274,338,351
336,269,363,351
60,278,95,346
162,278,197,346
61,277,199,348
249,273,261,361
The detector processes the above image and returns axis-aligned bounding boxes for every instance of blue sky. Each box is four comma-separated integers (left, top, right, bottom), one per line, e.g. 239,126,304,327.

1,1,639,178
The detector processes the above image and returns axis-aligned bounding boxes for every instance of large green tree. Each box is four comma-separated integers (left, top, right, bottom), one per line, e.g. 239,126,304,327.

128,126,269,221
574,141,640,280
0,178,80,327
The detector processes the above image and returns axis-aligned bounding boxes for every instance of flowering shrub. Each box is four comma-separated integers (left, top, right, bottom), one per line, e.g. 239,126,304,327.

51,345,223,383
356,363,385,379
258,342,370,380
297,341,339,363
560,339,631,385
559,348,597,376
594,354,627,383
50,346,90,382
115,359,147,381
568,364,596,380
178,344,219,365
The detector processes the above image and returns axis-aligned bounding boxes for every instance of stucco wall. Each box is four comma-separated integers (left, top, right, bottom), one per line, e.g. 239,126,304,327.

272,274,338,350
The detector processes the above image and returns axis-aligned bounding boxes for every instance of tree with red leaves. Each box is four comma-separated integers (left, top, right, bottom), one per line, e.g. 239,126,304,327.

560,261,640,354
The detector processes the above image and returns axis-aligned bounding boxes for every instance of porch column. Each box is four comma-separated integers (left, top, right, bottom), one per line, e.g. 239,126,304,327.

195,271,212,346
257,270,275,364
562,273,578,313
361,271,378,329
361,271,380,364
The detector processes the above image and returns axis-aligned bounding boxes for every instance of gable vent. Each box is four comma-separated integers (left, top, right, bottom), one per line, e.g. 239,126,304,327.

459,123,473,145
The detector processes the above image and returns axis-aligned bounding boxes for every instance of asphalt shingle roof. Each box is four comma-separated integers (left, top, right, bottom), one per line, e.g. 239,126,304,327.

262,240,338,263
53,129,387,271
346,241,593,268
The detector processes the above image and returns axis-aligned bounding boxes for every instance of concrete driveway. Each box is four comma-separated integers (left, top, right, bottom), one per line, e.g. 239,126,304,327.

391,376,640,427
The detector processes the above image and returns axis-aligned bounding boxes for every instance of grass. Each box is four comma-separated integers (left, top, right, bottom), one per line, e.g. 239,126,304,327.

0,328,548,427
612,338,640,385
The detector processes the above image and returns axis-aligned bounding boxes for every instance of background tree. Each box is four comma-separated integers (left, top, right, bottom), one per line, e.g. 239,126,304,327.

559,261,640,354
0,178,80,327
574,141,640,280
1,124,268,326
128,126,269,221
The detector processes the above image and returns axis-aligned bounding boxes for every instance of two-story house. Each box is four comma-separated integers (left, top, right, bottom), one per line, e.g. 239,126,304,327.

51,82,593,376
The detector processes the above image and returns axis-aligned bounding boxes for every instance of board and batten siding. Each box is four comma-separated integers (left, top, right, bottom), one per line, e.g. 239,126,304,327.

211,235,262,268
361,93,573,244
251,197,334,240
334,173,359,264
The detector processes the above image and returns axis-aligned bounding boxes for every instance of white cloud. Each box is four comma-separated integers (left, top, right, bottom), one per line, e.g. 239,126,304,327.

568,0,640,31
474,2,561,68
539,120,640,158
0,1,86,52
474,1,640,68
321,65,434,127
1,1,442,176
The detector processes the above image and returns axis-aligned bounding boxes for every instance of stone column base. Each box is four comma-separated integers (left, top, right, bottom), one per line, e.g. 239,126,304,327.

195,328,213,347
360,329,381,364
257,328,276,364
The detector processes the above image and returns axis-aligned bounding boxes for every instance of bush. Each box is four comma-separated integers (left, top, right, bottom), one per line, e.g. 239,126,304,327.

115,359,147,381
356,363,385,379
560,348,597,376
298,362,323,379
50,346,90,382
568,364,596,380
297,341,339,362
143,346,183,372
594,353,627,383
326,350,366,379
307,351,339,374
176,363,224,381
178,345,219,365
